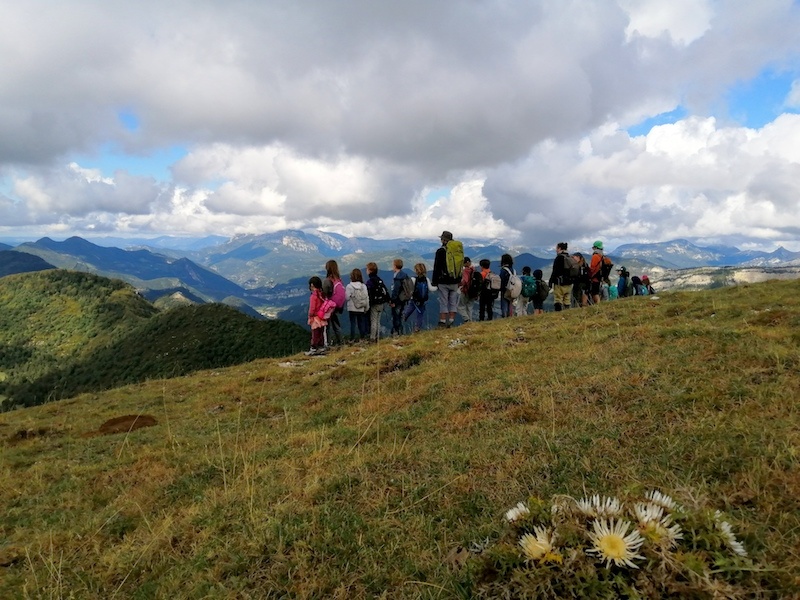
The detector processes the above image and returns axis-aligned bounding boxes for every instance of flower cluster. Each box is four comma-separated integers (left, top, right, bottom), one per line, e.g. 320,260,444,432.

473,490,752,598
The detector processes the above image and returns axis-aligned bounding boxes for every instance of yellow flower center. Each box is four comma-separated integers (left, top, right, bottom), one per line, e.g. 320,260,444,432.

598,533,627,559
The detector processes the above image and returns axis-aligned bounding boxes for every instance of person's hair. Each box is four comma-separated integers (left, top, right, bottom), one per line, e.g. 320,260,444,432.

479,259,490,268
414,263,427,277
522,266,531,275
463,256,471,265
533,269,543,280
325,259,340,280
350,268,363,283
557,242,568,251
308,276,323,289
393,258,403,269
366,262,378,275
501,253,513,267
572,252,585,265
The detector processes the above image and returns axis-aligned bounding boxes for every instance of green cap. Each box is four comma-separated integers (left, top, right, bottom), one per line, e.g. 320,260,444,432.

592,240,603,250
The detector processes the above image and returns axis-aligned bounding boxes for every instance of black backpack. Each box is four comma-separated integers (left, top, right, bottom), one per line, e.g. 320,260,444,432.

534,279,550,302
369,278,390,306
467,271,483,299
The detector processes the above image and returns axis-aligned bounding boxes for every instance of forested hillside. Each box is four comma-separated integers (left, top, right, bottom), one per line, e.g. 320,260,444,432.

0,270,157,393
0,271,309,409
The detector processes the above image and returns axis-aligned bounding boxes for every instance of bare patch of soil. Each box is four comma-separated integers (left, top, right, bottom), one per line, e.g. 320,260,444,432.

97,414,158,436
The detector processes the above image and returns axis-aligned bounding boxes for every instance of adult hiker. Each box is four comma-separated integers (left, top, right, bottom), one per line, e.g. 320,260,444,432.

431,230,463,328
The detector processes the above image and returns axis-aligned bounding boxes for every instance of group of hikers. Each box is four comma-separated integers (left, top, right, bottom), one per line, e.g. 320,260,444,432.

305,231,656,355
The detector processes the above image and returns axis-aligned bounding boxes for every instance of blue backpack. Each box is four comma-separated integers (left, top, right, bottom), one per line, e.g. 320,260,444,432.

413,276,429,303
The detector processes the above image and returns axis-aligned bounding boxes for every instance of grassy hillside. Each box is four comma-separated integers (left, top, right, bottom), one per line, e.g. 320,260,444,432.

1,281,799,598
0,271,311,410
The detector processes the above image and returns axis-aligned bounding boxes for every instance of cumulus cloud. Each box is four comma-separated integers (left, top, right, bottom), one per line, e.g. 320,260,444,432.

483,113,800,248
6,164,167,225
0,0,799,250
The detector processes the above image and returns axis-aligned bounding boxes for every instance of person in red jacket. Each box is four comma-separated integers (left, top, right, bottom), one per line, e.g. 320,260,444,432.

306,276,327,355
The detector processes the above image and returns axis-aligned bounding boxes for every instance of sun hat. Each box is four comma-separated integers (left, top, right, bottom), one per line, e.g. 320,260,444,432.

592,240,603,250
440,230,453,241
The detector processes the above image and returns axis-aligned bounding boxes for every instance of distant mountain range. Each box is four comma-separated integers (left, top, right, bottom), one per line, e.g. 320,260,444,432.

2,232,799,327
612,239,800,269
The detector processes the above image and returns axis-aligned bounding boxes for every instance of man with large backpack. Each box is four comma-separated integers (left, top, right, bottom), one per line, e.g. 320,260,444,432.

548,242,575,312
432,230,463,328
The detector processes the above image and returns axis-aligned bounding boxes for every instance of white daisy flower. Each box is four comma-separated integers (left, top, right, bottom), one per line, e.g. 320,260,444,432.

633,502,665,524
577,494,623,518
587,518,646,569
714,511,747,557
504,501,530,523
645,490,680,512
634,503,683,547
519,526,555,561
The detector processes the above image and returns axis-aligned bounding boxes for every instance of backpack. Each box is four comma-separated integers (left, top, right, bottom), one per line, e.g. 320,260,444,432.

467,270,483,299
351,283,369,311
444,240,464,279
534,279,550,302
520,275,536,298
316,297,337,320
562,252,581,282
504,267,522,300
368,277,390,306
413,276,429,303
600,256,614,281
331,279,346,309
484,272,501,298
398,275,415,302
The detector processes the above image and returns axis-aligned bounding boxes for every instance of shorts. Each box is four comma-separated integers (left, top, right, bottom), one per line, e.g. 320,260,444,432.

436,283,459,314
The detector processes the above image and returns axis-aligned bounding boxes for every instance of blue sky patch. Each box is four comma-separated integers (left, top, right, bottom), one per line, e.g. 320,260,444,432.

423,186,452,205
724,68,799,128
117,109,140,132
72,144,187,181
627,106,688,137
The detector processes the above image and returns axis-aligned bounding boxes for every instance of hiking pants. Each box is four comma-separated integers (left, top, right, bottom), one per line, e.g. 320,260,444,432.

553,284,572,310
369,304,384,341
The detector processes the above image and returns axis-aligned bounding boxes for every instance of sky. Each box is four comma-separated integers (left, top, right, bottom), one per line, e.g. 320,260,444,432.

1,0,799,252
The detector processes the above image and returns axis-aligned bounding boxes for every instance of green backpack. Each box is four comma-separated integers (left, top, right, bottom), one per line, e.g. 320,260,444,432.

520,275,536,298
444,240,464,279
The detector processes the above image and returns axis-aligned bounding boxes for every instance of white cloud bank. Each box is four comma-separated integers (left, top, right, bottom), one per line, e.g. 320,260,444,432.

0,0,799,250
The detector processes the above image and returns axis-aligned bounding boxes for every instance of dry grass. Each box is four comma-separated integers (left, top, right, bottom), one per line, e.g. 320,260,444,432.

1,281,799,598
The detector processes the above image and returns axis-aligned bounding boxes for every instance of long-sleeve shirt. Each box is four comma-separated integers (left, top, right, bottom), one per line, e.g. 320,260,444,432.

390,270,410,302
589,252,603,281
549,252,572,286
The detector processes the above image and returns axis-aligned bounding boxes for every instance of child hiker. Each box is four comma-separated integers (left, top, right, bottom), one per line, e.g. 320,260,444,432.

306,276,328,356
403,263,430,332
